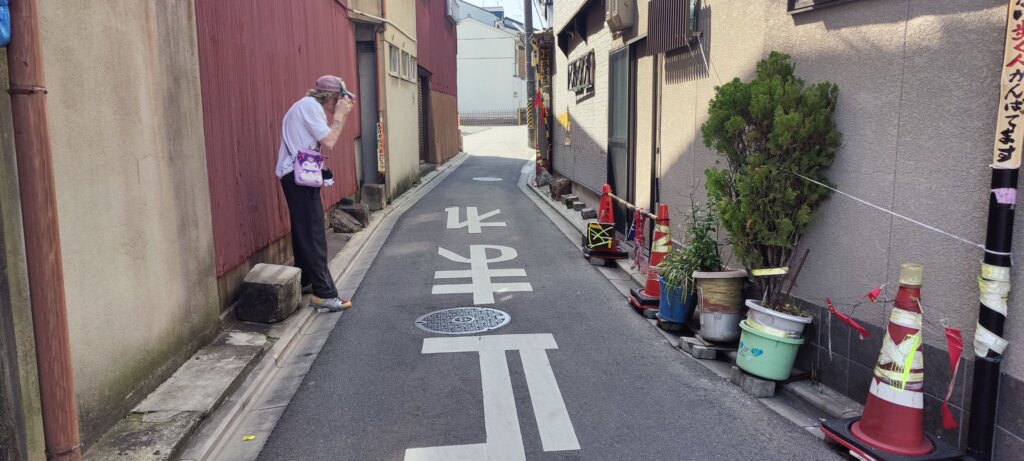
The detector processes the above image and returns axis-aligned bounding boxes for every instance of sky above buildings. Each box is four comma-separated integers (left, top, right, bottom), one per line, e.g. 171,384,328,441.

464,0,547,28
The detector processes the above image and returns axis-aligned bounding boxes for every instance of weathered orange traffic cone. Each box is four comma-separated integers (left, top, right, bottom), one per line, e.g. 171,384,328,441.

582,184,627,264
629,204,670,313
820,263,959,461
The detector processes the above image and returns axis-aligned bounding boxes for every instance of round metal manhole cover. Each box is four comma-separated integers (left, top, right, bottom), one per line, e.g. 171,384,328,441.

415,307,510,335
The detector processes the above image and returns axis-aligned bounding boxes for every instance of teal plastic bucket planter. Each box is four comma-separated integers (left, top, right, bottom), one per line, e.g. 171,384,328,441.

736,320,804,381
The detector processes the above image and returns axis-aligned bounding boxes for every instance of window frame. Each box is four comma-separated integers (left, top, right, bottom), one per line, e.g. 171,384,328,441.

389,44,400,77
787,0,858,14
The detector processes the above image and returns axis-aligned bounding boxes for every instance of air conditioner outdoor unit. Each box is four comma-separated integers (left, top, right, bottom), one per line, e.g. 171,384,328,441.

606,0,634,32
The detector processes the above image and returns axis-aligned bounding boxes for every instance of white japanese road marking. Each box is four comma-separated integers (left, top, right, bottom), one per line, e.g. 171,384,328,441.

432,245,533,304
405,334,580,461
445,207,507,234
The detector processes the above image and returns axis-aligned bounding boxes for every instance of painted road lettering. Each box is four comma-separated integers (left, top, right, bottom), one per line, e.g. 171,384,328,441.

432,245,533,304
404,334,580,461
445,207,506,234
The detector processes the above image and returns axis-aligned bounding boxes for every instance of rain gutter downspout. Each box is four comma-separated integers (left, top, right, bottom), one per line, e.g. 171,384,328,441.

5,0,82,460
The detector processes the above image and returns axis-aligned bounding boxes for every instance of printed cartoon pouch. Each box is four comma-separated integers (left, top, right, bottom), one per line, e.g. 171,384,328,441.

294,149,327,187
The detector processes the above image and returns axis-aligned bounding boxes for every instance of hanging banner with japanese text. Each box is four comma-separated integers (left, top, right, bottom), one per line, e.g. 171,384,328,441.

994,0,1024,169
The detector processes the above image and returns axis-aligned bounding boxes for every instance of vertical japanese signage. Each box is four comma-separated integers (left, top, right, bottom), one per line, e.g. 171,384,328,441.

994,0,1024,169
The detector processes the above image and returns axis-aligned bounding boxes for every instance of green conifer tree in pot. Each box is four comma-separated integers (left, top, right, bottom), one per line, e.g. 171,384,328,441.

702,52,840,379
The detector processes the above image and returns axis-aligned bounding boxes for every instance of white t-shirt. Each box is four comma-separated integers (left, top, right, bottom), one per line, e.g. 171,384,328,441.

276,96,332,178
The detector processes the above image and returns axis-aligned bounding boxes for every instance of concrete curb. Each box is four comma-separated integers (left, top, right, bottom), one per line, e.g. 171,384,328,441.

178,152,471,461
519,166,864,439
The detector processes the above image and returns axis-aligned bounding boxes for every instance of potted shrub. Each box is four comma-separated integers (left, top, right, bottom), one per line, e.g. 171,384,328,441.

701,52,840,380
687,203,747,343
656,203,724,329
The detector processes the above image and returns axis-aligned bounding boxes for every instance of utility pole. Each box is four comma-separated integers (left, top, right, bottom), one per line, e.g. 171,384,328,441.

966,1,1022,459
524,0,535,150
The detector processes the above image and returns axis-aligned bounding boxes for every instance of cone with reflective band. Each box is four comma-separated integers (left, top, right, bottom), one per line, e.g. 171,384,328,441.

848,263,930,455
630,204,670,308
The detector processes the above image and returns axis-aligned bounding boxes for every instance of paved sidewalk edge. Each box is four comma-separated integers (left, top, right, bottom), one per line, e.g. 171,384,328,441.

179,152,471,461
518,165,863,437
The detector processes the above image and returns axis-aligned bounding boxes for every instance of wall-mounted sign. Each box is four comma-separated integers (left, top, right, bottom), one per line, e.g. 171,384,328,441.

567,51,595,94
993,0,1024,169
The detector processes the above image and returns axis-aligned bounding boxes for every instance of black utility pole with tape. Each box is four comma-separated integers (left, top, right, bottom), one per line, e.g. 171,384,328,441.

966,1,1023,459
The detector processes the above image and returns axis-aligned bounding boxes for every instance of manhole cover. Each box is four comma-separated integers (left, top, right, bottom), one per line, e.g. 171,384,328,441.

415,307,510,335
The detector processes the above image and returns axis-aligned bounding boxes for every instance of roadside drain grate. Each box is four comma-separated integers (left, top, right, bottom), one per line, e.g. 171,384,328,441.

415,307,510,335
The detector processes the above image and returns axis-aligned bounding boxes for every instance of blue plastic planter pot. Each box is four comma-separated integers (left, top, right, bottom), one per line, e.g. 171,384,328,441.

657,276,697,324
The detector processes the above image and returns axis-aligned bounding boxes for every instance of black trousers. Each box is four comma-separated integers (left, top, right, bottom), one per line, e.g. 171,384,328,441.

280,173,338,299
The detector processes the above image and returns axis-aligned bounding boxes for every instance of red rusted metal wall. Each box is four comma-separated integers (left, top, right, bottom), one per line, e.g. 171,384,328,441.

416,0,458,96
195,0,361,275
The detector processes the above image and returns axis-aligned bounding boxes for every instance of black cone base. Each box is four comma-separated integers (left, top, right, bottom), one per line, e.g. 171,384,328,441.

820,417,961,461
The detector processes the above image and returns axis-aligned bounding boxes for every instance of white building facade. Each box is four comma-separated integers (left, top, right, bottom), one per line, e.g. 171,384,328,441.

457,17,526,124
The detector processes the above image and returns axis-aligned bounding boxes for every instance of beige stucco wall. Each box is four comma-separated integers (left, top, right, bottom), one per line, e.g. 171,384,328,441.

382,15,421,199
658,0,1020,374
36,1,220,445
351,0,382,18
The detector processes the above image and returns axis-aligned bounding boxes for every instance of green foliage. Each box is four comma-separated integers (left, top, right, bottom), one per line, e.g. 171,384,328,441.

657,203,723,295
701,52,840,309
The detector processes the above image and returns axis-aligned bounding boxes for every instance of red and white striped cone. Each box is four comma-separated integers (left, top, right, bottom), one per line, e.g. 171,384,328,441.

850,263,930,455
821,263,959,460
630,204,671,311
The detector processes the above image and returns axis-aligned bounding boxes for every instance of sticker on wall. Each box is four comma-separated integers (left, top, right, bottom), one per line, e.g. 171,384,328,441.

558,109,571,146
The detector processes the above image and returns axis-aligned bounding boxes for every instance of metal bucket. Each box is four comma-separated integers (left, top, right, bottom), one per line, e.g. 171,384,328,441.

694,270,747,342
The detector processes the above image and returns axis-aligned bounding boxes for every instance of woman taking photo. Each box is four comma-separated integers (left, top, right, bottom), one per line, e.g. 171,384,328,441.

275,75,355,312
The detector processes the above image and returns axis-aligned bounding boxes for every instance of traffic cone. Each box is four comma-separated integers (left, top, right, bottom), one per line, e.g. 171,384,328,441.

582,184,627,264
820,263,960,461
629,204,670,313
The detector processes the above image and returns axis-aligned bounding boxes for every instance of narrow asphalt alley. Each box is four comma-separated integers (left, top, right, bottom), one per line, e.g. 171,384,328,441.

256,127,842,461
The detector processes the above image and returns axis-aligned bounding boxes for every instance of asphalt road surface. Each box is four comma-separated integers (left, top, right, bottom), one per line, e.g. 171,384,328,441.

257,142,843,460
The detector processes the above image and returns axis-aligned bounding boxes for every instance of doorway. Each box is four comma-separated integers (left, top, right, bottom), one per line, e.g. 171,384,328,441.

357,41,381,185
607,46,635,235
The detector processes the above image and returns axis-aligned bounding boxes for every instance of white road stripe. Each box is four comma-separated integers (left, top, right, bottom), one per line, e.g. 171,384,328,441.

520,348,581,452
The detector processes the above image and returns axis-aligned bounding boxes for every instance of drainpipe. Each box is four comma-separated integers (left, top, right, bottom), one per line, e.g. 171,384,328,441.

5,1,82,460
966,2,1022,459
525,0,535,152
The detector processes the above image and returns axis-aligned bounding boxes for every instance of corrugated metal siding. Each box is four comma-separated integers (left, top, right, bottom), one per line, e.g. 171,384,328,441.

647,0,688,55
195,0,361,276
416,0,458,96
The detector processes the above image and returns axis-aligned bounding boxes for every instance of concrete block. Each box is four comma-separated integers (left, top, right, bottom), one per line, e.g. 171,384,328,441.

549,178,571,201
580,208,597,219
562,194,578,208
679,337,717,360
572,201,586,211
236,264,301,324
730,365,776,398
361,184,386,211
335,203,370,226
329,209,363,234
